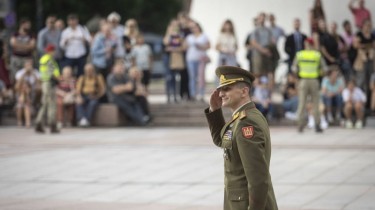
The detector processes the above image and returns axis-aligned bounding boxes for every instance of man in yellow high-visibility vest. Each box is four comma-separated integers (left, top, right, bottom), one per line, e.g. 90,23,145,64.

35,44,60,133
292,38,328,133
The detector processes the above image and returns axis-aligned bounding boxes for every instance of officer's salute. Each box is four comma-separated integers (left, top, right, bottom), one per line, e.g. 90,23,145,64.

205,66,278,210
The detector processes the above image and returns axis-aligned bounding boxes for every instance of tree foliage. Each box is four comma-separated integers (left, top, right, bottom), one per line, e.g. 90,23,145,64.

15,0,183,34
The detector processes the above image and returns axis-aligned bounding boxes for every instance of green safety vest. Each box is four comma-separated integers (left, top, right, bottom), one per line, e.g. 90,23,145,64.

296,50,321,79
39,54,60,82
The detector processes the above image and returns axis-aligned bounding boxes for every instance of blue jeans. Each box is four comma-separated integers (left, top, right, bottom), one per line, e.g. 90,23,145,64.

323,94,343,111
112,95,146,125
283,96,299,112
164,54,180,101
76,95,99,122
255,102,273,117
187,60,200,98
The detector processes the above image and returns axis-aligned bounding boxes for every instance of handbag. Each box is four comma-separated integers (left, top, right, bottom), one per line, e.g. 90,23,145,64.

63,92,75,105
169,52,185,70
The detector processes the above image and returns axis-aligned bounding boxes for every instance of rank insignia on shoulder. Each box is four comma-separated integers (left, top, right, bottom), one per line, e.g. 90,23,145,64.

239,111,247,119
242,126,253,139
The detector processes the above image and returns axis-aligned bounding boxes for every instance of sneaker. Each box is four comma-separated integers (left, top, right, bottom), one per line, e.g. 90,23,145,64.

355,120,363,129
57,122,63,130
320,115,329,130
50,124,60,134
285,112,297,120
307,115,315,129
79,118,89,127
321,120,328,130
142,115,151,124
327,112,334,123
345,120,353,129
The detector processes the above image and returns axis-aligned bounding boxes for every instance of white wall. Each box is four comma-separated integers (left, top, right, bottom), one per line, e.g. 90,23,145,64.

190,0,375,82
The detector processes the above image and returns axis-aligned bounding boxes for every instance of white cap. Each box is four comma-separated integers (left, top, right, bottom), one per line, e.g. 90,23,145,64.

107,12,121,22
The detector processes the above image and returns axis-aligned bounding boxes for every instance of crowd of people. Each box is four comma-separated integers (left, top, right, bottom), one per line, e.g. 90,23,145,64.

0,12,154,132
0,0,374,132
246,0,374,130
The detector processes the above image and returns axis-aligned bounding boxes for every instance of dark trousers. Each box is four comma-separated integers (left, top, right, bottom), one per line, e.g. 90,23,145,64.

113,95,146,125
141,70,151,89
136,96,149,115
180,69,190,100
62,56,86,77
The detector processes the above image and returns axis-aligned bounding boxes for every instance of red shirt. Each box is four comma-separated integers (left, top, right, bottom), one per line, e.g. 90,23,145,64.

351,7,371,28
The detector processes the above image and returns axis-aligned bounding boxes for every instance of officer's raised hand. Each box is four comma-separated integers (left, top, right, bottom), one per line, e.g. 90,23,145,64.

209,89,222,112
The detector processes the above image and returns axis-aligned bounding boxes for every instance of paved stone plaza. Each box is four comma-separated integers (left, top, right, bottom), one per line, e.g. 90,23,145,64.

0,125,374,210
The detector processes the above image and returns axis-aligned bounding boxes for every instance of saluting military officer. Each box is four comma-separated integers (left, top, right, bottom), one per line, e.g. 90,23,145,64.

205,66,278,210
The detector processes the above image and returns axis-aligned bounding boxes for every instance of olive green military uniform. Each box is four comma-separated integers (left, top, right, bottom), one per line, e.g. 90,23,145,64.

205,66,278,210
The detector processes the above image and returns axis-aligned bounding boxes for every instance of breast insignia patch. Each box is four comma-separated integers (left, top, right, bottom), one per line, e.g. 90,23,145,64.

223,130,233,141
242,126,253,139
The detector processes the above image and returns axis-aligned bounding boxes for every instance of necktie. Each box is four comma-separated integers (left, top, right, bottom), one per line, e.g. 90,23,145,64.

295,33,302,51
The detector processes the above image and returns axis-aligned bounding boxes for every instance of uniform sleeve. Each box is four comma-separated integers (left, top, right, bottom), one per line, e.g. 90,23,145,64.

236,118,270,210
204,108,226,147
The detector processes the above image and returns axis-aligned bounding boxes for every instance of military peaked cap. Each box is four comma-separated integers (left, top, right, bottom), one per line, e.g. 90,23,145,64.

216,66,255,89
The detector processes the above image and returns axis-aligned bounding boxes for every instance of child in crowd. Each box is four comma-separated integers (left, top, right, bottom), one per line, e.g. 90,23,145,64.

122,36,135,71
342,79,366,129
252,76,272,118
15,59,41,108
133,34,153,91
15,79,32,127
56,66,76,129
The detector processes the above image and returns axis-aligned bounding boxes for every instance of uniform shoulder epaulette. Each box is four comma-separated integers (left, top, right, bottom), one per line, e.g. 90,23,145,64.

239,110,247,120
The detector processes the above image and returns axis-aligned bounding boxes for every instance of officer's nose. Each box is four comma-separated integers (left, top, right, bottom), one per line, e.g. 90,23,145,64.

218,90,224,97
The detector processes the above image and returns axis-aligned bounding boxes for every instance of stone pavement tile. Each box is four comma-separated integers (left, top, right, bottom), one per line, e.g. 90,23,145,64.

65,202,182,210
14,183,83,199
0,183,48,197
273,184,299,199
303,185,371,210
273,150,332,182
311,151,374,184
276,184,336,208
85,184,153,202
177,205,222,210
118,184,189,204
157,184,222,205
344,186,375,210
0,197,81,210
48,183,118,201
